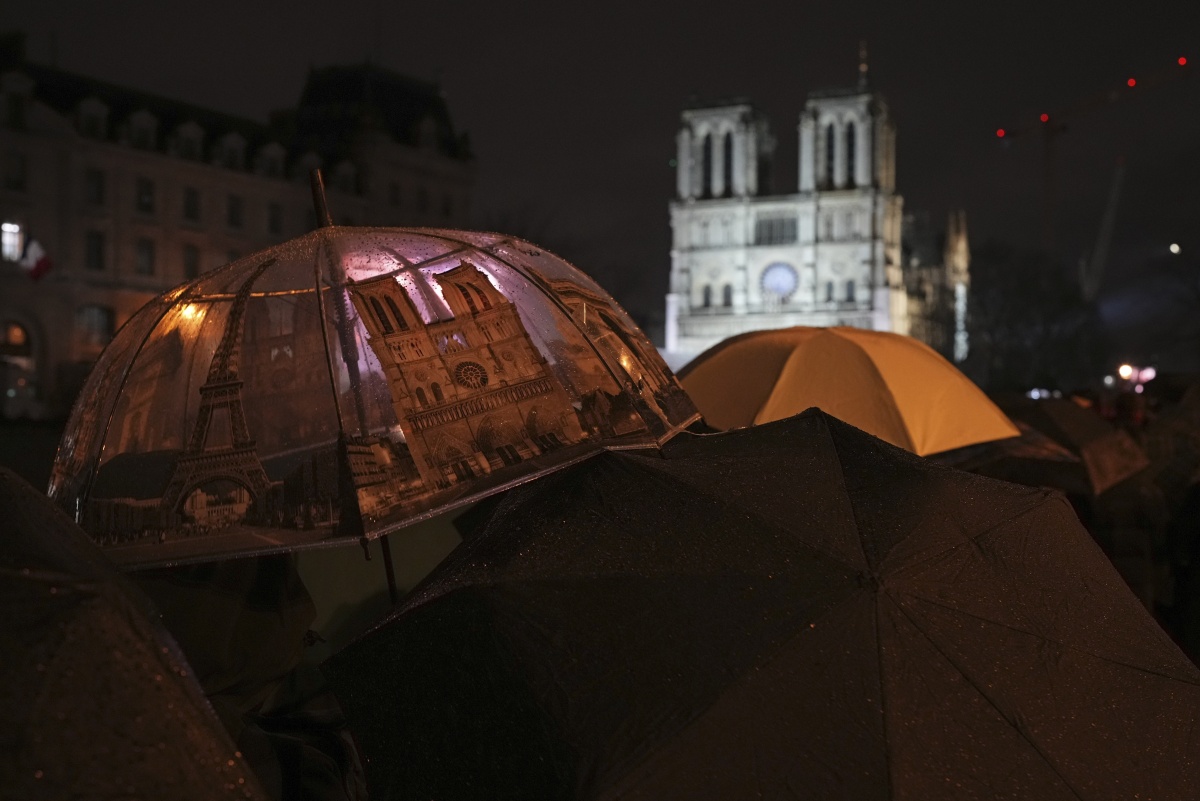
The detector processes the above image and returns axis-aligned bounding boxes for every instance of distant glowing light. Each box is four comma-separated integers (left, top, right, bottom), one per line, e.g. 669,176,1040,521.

1104,375,1115,387
1140,367,1157,383
1135,384,1145,394
1127,77,1137,87
1039,113,1050,123
1118,364,1135,380
1170,243,1181,254
996,128,1006,138
1180,57,1189,66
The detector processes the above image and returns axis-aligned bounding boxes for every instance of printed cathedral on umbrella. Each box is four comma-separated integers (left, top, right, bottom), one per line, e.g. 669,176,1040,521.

49,183,697,568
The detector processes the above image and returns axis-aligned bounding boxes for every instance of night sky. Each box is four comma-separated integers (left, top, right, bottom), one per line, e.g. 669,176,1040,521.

4,1,1200,334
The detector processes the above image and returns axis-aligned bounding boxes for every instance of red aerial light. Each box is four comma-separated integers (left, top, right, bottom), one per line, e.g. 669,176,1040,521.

996,128,1006,138
1180,57,1189,66
1039,113,1050,123
1127,77,1137,87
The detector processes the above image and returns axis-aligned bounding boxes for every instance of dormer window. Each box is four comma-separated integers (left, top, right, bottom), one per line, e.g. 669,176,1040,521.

255,142,285,178
293,151,321,182
215,132,246,170
129,110,157,150
175,121,204,160
78,97,109,139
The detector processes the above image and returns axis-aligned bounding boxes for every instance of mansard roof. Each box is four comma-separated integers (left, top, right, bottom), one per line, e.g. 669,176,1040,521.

0,36,471,167
289,62,472,161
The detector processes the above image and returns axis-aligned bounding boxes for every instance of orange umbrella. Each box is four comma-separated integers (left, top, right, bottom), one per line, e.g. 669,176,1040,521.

678,326,1019,456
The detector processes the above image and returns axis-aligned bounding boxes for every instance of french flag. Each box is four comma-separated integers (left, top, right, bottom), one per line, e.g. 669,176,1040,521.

20,238,52,282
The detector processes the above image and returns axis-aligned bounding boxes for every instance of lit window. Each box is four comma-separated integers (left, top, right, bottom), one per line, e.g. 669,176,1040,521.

1,222,22,261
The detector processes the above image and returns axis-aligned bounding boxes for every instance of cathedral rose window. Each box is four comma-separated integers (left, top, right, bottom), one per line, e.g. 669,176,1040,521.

454,361,488,389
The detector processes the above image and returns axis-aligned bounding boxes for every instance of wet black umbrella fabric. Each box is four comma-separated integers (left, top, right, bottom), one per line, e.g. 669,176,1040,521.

0,466,268,800
323,410,1200,801
928,420,1089,495
997,396,1150,496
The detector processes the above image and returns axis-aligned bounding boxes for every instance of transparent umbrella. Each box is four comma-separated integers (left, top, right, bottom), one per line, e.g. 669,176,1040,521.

49,188,697,571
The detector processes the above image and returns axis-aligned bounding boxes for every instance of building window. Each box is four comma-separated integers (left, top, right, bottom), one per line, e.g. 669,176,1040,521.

183,186,201,222
388,182,401,207
76,305,115,349
825,281,835,302
135,238,156,275
132,122,155,150
701,133,713,198
754,217,798,245
85,231,105,271
722,284,733,307
183,244,200,279
385,296,409,330
3,153,27,191
85,168,105,206
227,195,243,229
135,177,155,214
845,123,857,187
825,123,836,189
267,202,282,235
701,285,712,308
431,382,444,403
845,279,856,302
1,222,23,261
723,131,734,196
369,297,394,334
415,387,427,406
81,113,103,139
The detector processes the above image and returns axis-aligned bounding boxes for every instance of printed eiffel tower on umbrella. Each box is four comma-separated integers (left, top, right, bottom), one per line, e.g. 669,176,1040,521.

160,259,275,523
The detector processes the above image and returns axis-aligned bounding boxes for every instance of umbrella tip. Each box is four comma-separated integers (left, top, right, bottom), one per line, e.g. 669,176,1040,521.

310,168,335,228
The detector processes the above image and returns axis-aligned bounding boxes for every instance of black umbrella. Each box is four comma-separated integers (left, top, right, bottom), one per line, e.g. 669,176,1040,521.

996,396,1150,496
0,466,267,800
323,410,1200,800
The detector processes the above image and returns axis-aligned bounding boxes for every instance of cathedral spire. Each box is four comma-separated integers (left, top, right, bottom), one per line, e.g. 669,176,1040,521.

858,40,869,90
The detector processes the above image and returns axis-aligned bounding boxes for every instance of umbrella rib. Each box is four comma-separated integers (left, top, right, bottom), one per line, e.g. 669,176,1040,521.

886,594,1089,801
892,590,1200,684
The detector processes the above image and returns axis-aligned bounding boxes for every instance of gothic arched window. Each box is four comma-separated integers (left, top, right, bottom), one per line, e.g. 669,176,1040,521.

456,284,479,314
723,131,734,196
415,387,427,406
369,297,394,334
722,284,733,307
825,123,836,189
385,296,409,330
825,281,835,303
472,284,492,310
431,382,445,403
701,133,713,198
846,279,856,302
845,123,857,187
701,285,712,308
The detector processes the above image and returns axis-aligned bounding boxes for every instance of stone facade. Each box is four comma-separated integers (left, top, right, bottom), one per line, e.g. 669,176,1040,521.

0,35,475,418
664,63,967,365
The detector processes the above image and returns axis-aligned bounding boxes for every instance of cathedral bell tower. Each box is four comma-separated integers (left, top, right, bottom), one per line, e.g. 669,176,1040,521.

676,102,774,201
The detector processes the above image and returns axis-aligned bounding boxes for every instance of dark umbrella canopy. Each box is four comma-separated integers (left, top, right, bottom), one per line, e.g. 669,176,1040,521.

997,396,1150,496
0,467,267,800
323,410,1200,800
928,420,1089,494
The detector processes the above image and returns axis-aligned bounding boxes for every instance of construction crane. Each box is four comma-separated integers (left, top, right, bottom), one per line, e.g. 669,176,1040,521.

995,55,1191,254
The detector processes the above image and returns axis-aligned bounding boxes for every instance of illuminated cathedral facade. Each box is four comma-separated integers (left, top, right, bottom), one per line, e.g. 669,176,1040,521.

665,53,969,364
